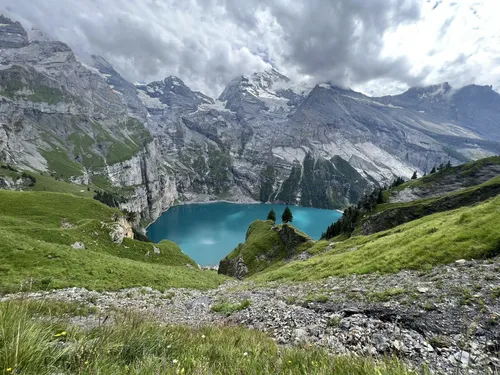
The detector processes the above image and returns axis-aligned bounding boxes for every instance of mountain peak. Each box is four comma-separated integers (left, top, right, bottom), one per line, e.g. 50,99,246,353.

0,15,29,49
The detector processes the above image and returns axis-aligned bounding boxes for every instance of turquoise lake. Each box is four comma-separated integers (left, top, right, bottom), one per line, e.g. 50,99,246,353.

147,203,343,266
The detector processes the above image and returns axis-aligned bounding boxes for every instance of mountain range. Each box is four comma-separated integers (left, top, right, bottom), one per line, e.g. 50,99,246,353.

1,15,500,221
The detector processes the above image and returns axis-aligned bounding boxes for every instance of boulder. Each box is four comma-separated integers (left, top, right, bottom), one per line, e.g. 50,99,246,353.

71,242,85,250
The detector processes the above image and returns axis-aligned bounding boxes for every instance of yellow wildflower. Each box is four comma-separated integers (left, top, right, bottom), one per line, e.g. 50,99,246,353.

84,361,89,365
6,368,12,373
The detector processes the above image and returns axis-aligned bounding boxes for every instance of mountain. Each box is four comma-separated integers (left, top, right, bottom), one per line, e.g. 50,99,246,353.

378,82,500,142
1,15,500,220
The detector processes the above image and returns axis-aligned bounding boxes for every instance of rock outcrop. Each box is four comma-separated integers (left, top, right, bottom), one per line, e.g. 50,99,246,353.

218,256,249,280
276,224,312,256
0,15,29,49
218,220,314,278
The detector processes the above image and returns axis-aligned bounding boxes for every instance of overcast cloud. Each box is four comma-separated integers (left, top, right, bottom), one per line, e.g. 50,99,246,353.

1,0,499,97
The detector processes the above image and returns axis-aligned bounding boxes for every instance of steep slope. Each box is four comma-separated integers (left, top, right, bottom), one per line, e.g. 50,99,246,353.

0,17,177,221
0,190,226,292
358,156,500,235
378,82,500,142
218,220,313,278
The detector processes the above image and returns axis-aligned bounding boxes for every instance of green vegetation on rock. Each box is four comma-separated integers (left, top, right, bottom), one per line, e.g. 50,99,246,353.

219,220,313,278
259,165,276,202
39,149,83,178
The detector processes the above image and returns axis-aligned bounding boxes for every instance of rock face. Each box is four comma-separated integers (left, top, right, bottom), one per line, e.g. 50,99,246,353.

277,224,312,256
218,256,249,280
0,15,29,49
1,16,500,219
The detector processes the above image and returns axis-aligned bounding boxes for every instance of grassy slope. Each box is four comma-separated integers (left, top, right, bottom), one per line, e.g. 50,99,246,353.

253,195,500,282
222,220,314,276
391,155,500,193
0,191,226,293
375,175,500,214
0,300,417,375
222,220,285,275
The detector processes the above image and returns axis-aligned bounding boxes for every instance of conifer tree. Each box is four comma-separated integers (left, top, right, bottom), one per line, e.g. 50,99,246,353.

376,189,385,204
411,171,418,180
430,166,437,174
281,206,293,224
266,208,276,223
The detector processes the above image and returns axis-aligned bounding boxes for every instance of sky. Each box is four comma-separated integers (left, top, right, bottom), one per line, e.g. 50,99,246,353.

1,0,499,98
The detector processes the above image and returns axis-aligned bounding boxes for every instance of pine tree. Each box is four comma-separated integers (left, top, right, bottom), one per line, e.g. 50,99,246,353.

411,171,418,180
430,166,436,174
281,206,293,224
376,189,385,204
446,160,452,169
266,208,276,223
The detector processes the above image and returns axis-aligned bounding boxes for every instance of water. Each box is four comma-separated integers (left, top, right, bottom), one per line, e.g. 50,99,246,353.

147,202,343,266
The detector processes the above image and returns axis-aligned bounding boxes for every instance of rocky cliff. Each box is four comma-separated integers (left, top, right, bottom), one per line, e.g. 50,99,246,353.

1,16,500,220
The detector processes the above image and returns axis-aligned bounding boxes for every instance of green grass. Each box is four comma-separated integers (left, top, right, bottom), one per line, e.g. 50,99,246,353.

27,85,65,104
68,132,106,169
222,220,287,276
253,195,500,282
0,299,99,317
39,149,83,178
0,300,419,375
211,299,252,316
29,173,93,198
0,191,226,293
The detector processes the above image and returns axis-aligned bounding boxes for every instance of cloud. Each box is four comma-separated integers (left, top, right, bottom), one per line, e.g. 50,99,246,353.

0,0,499,97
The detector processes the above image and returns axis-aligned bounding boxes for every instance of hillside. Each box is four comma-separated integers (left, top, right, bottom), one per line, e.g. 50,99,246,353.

0,190,226,293
253,195,500,282
218,220,314,278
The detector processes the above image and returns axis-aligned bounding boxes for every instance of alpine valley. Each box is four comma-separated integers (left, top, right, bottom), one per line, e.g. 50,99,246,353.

1,15,500,375
1,15,500,222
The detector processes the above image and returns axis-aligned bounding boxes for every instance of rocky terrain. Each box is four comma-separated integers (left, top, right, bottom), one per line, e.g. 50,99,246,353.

5,257,499,374
2,15,500,220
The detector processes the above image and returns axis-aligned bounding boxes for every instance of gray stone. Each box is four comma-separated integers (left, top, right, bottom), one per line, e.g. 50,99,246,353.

71,242,85,250
0,15,29,49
